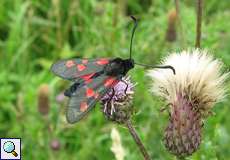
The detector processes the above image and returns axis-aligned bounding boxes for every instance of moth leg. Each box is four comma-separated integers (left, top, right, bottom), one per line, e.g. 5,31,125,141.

110,100,115,115
107,88,115,115
103,102,108,113
121,79,129,94
103,89,115,114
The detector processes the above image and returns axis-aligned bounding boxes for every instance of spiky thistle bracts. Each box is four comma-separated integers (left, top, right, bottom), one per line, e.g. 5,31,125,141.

164,93,203,157
100,76,136,123
147,49,229,157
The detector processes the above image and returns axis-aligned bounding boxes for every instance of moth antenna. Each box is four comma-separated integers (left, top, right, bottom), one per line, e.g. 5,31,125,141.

129,16,138,60
129,16,175,75
135,62,176,75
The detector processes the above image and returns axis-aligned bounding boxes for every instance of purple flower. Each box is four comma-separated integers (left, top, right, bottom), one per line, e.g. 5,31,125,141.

100,76,136,123
50,139,61,151
56,92,65,103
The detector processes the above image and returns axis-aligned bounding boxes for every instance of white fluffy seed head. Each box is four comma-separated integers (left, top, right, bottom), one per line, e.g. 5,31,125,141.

147,49,229,116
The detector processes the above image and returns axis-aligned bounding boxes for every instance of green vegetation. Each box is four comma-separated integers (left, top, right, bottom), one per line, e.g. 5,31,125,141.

0,0,229,159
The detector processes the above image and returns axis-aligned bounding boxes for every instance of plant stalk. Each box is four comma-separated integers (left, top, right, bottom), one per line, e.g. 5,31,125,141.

125,120,151,160
195,0,203,48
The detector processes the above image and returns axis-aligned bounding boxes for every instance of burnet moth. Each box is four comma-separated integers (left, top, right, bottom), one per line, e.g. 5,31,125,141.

51,16,175,124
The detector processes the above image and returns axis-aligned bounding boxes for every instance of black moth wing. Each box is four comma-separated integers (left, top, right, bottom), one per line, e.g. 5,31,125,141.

50,58,110,81
66,74,120,123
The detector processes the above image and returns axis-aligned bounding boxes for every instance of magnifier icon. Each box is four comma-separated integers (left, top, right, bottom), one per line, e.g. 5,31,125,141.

3,141,18,157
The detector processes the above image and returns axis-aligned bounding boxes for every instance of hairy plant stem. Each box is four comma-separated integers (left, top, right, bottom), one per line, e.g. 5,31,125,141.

195,0,203,48
125,120,151,160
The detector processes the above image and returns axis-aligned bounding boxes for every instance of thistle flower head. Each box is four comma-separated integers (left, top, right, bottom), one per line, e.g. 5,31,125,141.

147,49,229,158
100,76,135,123
148,49,228,117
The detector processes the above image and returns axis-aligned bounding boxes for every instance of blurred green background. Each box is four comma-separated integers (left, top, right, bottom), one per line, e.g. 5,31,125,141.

0,0,230,159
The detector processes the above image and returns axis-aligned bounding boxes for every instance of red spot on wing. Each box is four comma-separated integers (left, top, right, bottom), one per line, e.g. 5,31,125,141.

86,88,95,97
82,59,88,64
80,102,88,112
80,73,95,80
104,77,118,87
77,64,86,71
80,73,95,84
66,60,75,68
96,58,109,65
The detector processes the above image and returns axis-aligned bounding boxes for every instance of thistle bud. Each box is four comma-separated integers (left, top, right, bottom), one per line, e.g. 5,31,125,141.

147,50,229,158
37,84,50,115
100,76,135,124
165,9,177,42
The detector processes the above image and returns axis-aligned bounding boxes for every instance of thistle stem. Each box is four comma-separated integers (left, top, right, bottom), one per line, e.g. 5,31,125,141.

195,0,203,48
125,120,152,160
